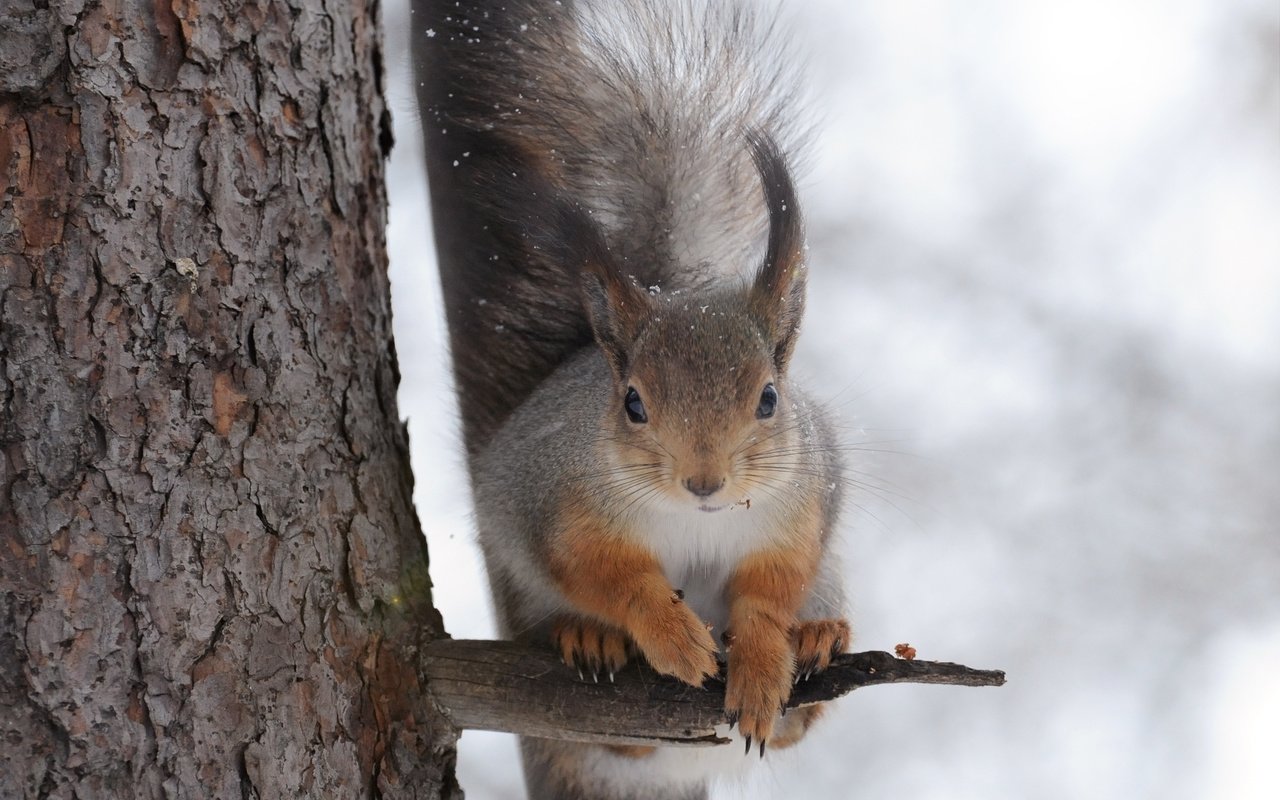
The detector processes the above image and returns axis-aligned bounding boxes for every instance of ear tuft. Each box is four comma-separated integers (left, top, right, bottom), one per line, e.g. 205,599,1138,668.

556,201,649,378
580,267,648,378
745,129,807,371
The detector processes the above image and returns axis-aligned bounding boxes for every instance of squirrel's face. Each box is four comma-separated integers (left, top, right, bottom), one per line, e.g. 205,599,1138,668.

573,130,808,513
602,298,803,513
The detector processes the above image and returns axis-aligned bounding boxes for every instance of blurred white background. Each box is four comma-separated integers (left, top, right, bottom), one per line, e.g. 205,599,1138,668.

383,1,1280,798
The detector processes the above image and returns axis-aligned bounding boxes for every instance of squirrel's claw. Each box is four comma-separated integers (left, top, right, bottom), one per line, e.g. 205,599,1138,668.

790,618,851,685
552,616,633,683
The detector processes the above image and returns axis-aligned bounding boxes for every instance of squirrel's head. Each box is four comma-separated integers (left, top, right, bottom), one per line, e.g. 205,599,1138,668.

574,131,809,513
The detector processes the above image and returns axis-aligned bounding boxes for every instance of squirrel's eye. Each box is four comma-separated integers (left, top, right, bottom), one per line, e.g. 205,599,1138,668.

624,386,648,424
757,383,778,419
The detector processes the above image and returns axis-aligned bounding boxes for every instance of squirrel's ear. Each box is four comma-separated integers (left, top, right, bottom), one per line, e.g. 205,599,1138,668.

746,130,807,372
580,260,649,380
560,203,649,378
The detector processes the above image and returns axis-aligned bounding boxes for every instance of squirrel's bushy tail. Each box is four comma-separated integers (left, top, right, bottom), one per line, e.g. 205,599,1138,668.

413,0,801,457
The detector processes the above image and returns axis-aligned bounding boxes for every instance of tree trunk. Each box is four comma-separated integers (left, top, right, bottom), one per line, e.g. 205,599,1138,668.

0,2,458,797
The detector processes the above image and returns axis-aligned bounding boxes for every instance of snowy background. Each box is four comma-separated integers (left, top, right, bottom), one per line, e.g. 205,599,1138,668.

383,1,1280,798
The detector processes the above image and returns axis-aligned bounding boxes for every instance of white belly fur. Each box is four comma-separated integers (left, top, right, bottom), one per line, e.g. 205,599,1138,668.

636,497,785,642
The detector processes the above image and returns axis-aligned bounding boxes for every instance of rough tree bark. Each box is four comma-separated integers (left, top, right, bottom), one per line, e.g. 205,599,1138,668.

0,2,458,797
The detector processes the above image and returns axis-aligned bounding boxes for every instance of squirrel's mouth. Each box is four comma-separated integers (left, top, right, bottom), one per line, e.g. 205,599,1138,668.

697,504,727,513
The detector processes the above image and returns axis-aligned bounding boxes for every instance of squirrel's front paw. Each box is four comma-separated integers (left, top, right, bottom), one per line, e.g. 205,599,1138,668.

791,618,851,682
758,619,851,751
551,616,632,682
724,629,793,755
630,592,718,687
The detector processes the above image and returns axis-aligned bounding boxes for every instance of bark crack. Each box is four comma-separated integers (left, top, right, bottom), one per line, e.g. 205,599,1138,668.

235,739,259,800
315,82,341,216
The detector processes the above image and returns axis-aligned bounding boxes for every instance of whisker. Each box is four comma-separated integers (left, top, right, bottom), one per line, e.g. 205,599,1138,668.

616,483,666,520
745,443,920,459
737,458,906,488
508,605,564,639
731,418,809,458
741,462,917,510
575,462,664,482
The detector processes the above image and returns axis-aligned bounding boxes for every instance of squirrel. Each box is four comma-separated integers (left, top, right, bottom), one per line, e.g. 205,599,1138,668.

412,1,850,797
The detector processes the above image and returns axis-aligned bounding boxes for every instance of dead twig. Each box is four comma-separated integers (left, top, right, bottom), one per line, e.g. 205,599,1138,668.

421,638,1005,747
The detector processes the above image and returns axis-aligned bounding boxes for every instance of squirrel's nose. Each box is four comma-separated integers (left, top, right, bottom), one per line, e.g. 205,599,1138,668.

683,476,725,498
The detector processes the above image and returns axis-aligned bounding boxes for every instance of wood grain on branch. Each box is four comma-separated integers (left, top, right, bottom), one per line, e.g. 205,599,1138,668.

421,639,1005,748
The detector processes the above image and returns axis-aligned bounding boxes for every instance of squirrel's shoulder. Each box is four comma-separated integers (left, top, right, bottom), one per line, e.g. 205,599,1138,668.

474,347,610,488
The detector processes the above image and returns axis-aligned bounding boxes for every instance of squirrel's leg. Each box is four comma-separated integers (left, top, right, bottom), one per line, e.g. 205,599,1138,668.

791,550,852,680
723,544,820,753
759,619,851,750
771,553,852,750
548,515,718,687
